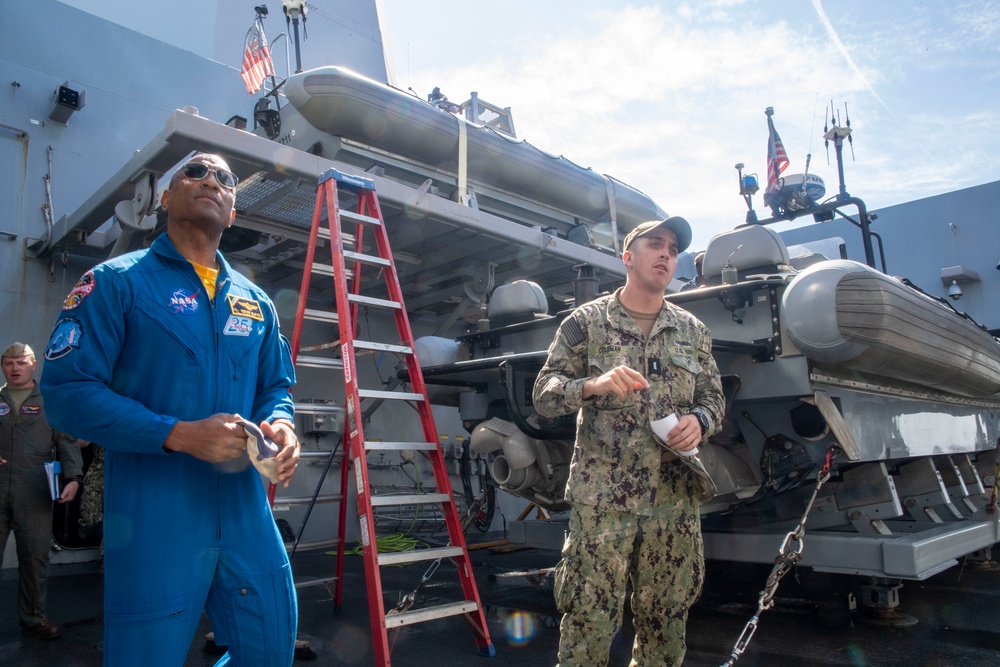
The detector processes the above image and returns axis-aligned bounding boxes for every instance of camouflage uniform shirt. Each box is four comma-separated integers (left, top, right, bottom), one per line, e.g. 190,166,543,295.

533,289,724,515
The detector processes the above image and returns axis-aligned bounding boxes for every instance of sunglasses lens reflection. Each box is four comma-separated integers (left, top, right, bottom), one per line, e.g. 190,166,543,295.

182,163,237,189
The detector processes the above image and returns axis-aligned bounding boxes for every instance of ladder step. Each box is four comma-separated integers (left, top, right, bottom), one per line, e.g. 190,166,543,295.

384,600,480,629
339,208,381,227
294,574,340,590
378,545,464,567
299,450,343,461
364,441,438,452
354,340,412,355
359,389,424,401
315,227,357,246
344,249,391,267
311,263,356,281
303,308,338,324
286,537,342,554
348,293,401,310
273,492,344,507
293,402,343,416
371,493,452,507
296,356,344,370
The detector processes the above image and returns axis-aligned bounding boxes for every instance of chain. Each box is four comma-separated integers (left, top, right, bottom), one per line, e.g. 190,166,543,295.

388,495,483,616
720,448,836,667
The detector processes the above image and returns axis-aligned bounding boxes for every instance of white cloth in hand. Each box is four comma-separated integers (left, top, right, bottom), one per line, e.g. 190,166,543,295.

240,419,280,484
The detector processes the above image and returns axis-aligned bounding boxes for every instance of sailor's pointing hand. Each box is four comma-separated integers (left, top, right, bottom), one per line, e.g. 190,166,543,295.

583,365,649,400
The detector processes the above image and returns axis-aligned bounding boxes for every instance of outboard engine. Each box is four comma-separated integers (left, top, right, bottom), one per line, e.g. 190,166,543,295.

470,417,572,512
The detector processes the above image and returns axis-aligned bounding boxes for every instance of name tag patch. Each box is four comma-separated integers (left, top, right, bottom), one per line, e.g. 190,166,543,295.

227,295,264,321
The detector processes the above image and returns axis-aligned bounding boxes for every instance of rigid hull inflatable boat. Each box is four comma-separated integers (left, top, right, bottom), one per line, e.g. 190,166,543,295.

280,66,666,234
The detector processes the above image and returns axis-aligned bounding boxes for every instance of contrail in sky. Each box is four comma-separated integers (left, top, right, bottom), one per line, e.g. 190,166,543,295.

811,0,900,122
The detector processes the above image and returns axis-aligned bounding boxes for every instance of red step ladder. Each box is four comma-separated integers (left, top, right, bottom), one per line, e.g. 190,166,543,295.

287,168,496,665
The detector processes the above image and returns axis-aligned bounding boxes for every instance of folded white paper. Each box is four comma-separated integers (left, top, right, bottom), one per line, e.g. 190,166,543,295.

650,413,698,457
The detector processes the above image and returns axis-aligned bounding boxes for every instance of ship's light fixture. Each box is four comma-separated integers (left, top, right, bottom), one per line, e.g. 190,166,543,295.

48,82,85,125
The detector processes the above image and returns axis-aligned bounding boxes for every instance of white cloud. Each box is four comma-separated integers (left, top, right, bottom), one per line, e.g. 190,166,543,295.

382,0,1000,250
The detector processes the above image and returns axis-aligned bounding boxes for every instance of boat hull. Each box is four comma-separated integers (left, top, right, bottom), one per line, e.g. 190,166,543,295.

283,66,666,229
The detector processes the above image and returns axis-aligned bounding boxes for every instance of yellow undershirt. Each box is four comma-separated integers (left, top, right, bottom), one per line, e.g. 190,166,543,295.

191,261,219,300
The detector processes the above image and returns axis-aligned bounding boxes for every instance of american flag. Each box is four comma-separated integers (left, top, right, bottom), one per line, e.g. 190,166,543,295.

241,21,274,94
766,114,789,193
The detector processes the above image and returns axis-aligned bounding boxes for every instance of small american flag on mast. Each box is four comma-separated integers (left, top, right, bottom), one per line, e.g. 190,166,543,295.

241,20,274,94
766,110,789,194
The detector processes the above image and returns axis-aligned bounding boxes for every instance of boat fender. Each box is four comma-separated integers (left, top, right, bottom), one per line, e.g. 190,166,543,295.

781,260,868,363
414,336,468,367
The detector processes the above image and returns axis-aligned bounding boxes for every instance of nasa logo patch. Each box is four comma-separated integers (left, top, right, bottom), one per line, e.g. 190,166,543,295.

63,271,96,310
169,288,200,314
224,315,254,336
45,319,83,360
0,403,10,417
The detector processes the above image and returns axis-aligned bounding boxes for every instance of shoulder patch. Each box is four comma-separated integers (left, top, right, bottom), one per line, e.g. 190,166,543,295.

45,318,83,360
561,317,586,347
62,271,96,310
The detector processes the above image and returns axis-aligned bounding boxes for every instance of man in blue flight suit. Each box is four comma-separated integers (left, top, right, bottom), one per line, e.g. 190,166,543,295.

41,153,301,666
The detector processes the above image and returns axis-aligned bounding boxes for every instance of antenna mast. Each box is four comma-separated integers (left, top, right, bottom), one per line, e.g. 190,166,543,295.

823,100,854,202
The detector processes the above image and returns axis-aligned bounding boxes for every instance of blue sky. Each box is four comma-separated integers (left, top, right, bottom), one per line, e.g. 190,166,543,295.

378,0,1000,251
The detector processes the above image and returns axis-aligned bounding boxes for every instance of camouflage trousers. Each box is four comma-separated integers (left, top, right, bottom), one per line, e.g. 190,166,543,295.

554,461,704,667
79,445,104,532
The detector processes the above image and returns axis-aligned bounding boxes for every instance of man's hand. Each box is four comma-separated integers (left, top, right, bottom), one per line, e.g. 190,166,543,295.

667,413,702,454
163,413,249,462
58,479,80,504
583,365,649,400
264,420,300,488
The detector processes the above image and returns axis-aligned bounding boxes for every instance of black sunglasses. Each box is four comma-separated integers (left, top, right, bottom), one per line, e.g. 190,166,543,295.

181,162,239,190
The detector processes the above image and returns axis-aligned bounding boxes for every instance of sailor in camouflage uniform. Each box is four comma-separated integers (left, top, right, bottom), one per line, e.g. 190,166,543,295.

533,217,724,666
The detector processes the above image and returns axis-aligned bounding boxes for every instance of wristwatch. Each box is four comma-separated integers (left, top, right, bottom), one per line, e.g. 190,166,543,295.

691,409,711,436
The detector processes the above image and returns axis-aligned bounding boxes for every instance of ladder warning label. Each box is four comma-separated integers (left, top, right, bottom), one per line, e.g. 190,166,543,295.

355,456,364,496
360,515,370,547
347,398,358,439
